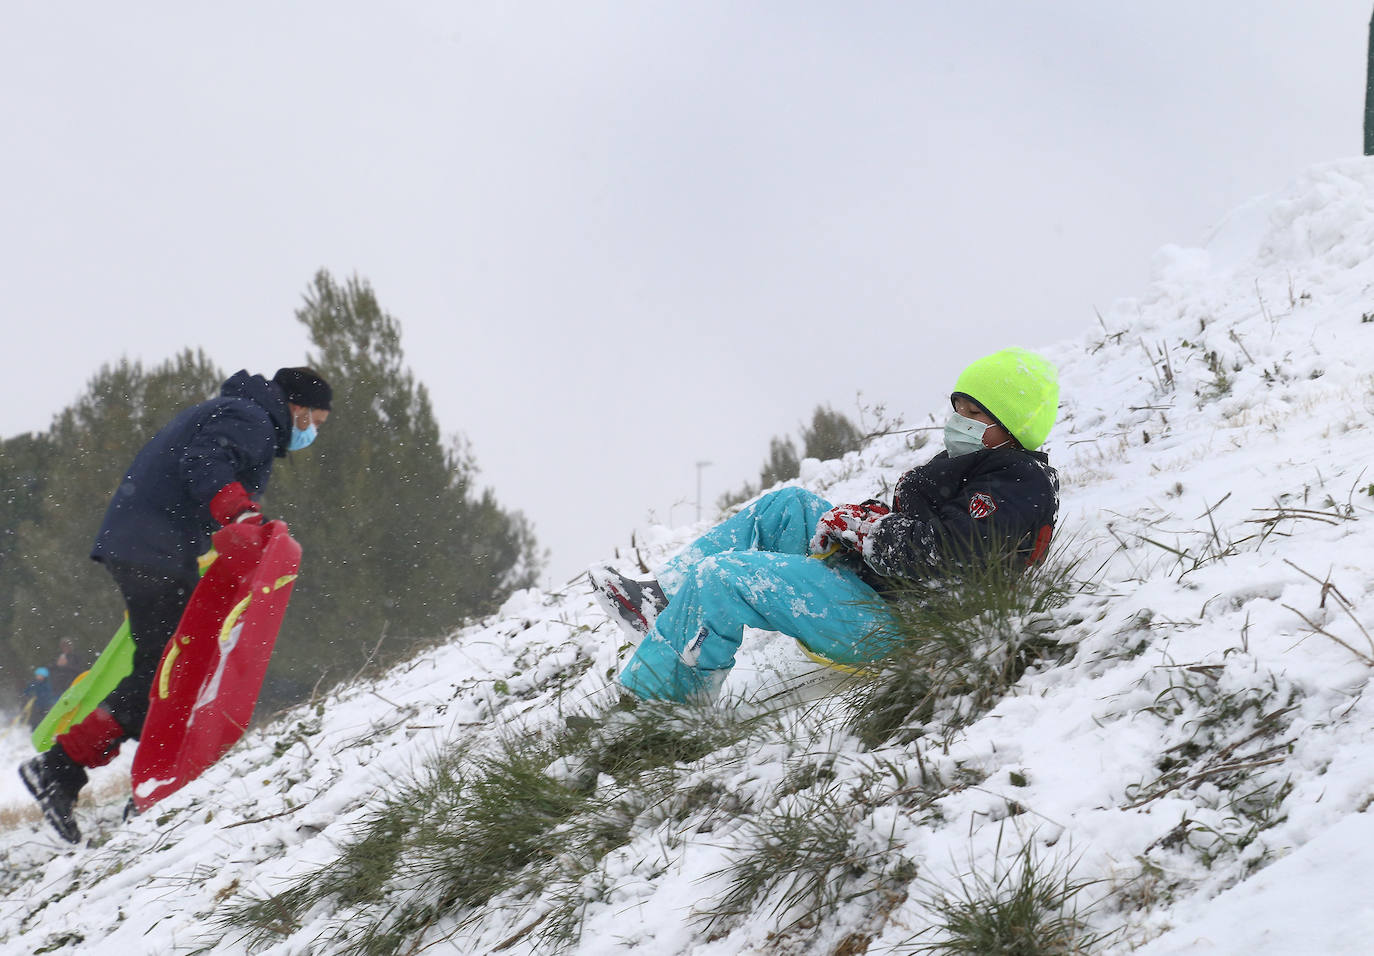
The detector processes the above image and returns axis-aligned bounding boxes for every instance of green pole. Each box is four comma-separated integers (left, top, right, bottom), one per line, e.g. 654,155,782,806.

1366,7,1374,154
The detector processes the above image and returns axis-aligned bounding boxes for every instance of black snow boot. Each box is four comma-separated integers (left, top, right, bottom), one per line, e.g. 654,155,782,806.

19,746,88,844
590,565,668,637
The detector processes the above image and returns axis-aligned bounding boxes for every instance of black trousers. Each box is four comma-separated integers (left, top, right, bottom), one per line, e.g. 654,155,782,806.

100,561,199,738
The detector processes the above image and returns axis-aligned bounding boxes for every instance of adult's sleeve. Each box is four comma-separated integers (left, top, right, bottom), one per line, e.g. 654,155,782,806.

180,405,278,505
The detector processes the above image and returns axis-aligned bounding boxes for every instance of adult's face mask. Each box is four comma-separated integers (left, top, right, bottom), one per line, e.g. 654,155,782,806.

943,412,989,458
288,421,318,452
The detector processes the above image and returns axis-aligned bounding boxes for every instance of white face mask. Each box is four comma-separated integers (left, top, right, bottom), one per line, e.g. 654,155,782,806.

943,412,989,458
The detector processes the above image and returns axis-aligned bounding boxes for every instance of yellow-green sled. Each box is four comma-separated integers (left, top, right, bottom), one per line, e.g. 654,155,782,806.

30,618,134,752
31,552,214,752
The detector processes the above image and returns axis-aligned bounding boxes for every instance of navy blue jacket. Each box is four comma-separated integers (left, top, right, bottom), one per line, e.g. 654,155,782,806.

861,447,1060,586
90,371,291,576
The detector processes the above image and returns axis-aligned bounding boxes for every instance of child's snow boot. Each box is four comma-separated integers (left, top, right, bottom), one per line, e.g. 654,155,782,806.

589,565,668,637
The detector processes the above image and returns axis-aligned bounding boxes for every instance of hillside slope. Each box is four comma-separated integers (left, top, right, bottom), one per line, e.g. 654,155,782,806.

3,158,1374,955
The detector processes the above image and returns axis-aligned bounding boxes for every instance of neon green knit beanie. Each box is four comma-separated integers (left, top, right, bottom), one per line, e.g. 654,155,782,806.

951,348,1059,450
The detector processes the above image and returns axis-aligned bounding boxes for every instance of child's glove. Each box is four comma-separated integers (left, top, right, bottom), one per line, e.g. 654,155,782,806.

808,500,891,556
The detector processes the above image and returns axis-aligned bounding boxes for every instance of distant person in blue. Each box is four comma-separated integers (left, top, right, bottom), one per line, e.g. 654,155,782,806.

18,367,333,843
21,667,58,729
592,348,1061,703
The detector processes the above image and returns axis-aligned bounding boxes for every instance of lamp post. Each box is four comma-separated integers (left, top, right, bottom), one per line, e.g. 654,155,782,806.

695,461,712,522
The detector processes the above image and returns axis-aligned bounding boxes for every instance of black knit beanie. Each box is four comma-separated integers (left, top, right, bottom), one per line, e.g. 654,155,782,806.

273,367,333,410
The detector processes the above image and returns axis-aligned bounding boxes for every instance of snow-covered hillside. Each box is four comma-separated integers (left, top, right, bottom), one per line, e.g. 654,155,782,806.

4,158,1374,955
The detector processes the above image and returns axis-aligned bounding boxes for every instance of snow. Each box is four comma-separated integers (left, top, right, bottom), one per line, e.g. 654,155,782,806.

4,156,1374,953
1135,812,1374,954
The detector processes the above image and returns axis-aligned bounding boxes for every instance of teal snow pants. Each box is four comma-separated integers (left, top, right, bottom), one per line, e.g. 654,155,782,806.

618,487,896,702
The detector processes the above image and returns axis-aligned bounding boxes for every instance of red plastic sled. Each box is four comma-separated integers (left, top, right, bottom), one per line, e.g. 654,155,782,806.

130,520,301,811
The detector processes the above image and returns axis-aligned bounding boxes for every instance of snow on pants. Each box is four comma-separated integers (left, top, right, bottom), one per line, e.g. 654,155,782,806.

619,487,896,702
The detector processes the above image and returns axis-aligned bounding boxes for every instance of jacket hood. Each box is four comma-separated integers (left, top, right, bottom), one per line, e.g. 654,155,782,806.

221,370,292,456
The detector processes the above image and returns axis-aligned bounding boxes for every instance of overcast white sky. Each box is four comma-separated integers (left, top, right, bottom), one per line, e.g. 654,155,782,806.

2,2,1369,585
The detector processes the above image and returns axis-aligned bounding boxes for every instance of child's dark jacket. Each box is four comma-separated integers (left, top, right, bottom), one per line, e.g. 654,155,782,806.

861,447,1060,588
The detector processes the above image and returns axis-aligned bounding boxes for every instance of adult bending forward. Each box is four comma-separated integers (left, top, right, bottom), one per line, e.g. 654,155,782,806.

20,367,332,842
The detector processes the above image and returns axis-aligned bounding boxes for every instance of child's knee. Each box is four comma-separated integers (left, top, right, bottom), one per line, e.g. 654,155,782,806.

688,554,732,595
765,486,821,509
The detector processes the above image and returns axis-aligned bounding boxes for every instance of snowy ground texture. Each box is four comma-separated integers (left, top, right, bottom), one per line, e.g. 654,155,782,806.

4,158,1374,954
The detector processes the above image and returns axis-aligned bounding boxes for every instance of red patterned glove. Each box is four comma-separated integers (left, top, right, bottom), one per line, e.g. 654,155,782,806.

809,500,891,555
209,482,261,526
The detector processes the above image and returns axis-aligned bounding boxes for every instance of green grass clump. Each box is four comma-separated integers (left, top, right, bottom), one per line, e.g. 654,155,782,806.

219,748,465,947
704,779,916,936
581,696,769,780
913,841,1108,955
218,696,769,954
844,536,1088,748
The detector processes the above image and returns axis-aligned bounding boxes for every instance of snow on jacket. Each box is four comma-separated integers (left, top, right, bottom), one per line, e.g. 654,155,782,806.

859,446,1060,587
90,371,292,576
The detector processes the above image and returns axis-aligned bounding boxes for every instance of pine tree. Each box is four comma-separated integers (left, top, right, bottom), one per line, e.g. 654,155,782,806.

758,436,800,488
0,431,55,689
800,405,863,463
716,405,864,513
264,271,540,693
0,284,537,705
1,351,222,691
